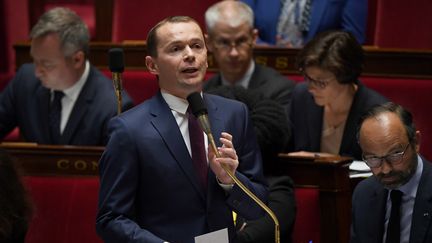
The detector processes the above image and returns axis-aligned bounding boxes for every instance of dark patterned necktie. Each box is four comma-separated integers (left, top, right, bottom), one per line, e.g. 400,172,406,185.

187,107,208,189
300,0,312,32
386,189,403,243
49,91,64,144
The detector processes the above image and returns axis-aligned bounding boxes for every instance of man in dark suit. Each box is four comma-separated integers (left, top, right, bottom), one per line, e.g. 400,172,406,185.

351,102,432,243
96,16,268,243
203,1,295,109
0,7,133,145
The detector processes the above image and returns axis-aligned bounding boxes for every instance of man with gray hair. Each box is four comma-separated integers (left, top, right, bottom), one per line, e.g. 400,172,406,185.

204,2,296,243
204,0,295,109
0,7,133,145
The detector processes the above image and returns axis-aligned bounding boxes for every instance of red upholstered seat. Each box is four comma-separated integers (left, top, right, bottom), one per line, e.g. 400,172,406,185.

293,188,321,243
373,0,432,49
24,176,102,243
362,77,432,160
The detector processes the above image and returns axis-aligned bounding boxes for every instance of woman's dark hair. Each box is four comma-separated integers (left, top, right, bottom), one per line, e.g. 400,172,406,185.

296,30,364,84
0,149,32,242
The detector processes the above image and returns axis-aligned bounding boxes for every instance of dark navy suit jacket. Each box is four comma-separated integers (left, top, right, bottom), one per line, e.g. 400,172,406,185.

288,82,388,160
0,63,133,145
351,158,432,243
242,0,367,45
96,92,268,243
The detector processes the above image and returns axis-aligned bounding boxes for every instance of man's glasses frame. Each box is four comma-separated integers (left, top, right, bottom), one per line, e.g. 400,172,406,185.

362,143,411,168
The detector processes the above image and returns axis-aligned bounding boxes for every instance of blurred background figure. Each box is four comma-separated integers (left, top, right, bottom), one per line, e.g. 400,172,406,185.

207,86,296,243
241,0,367,47
288,30,388,160
204,0,295,110
0,148,33,243
0,7,133,145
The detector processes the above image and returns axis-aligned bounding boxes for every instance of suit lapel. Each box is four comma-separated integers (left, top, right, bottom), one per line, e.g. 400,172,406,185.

150,93,206,201
203,94,224,203
410,160,432,243
367,186,388,243
36,86,52,143
60,69,94,144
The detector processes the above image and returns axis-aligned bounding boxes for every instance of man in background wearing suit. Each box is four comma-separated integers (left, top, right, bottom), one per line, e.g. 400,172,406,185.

203,1,295,110
96,16,268,243
351,102,432,243
0,7,133,145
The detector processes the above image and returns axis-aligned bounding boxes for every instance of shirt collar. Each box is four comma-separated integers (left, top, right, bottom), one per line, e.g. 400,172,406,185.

58,60,90,101
160,90,190,115
221,60,255,88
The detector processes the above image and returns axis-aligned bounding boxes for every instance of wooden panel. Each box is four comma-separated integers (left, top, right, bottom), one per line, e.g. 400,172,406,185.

14,41,432,79
1,142,103,176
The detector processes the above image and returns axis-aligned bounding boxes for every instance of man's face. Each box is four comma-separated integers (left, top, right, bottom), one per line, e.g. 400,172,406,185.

207,21,257,84
145,21,208,99
359,112,419,189
30,33,82,90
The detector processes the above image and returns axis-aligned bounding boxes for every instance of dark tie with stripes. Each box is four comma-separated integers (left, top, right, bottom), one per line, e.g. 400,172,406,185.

386,189,403,243
49,91,64,144
187,107,208,189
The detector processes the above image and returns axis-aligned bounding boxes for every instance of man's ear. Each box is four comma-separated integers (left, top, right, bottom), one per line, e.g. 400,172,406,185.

145,56,159,75
252,28,259,47
72,51,85,68
414,130,421,153
205,33,214,52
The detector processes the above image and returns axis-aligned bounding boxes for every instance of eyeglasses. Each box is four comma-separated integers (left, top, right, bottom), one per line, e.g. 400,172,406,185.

362,143,410,168
213,37,253,51
302,72,334,89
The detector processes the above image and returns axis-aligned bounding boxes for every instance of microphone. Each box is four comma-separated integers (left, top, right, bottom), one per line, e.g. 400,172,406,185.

108,48,124,115
186,92,280,243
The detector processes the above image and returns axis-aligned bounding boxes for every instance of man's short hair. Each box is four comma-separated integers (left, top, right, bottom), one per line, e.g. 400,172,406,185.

146,16,201,57
30,7,90,58
357,102,417,144
204,1,254,35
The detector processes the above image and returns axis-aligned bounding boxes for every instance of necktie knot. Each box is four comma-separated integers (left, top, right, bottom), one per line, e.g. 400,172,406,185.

390,189,403,204
49,91,65,144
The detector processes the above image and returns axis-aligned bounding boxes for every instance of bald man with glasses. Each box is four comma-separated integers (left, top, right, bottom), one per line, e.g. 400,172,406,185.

350,102,432,243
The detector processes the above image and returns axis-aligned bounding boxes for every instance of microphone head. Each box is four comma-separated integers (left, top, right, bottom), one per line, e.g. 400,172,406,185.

108,48,124,73
187,92,208,117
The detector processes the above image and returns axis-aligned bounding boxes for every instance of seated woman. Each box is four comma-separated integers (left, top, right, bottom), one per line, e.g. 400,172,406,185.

288,30,388,160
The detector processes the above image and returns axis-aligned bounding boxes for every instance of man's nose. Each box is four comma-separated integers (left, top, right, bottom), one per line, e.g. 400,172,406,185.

183,46,196,62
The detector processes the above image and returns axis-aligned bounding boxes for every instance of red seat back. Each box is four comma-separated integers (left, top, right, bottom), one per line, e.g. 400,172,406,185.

24,176,102,243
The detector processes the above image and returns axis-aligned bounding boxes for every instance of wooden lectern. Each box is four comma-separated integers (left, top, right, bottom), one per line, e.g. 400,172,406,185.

276,153,353,243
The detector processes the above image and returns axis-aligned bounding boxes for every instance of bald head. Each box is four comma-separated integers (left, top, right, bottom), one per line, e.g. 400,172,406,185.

205,1,254,34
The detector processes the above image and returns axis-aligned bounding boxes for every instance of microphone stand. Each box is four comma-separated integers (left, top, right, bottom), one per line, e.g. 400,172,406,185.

200,117,280,243
112,72,122,115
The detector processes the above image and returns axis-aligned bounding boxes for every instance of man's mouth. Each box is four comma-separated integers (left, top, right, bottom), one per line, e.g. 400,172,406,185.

182,67,199,73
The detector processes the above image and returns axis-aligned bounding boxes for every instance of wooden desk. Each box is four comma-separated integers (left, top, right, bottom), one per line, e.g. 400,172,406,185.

276,154,353,243
14,41,432,79
0,143,103,176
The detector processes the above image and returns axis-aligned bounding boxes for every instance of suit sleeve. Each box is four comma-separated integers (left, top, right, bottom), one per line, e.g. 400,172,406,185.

0,69,22,138
96,117,166,243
